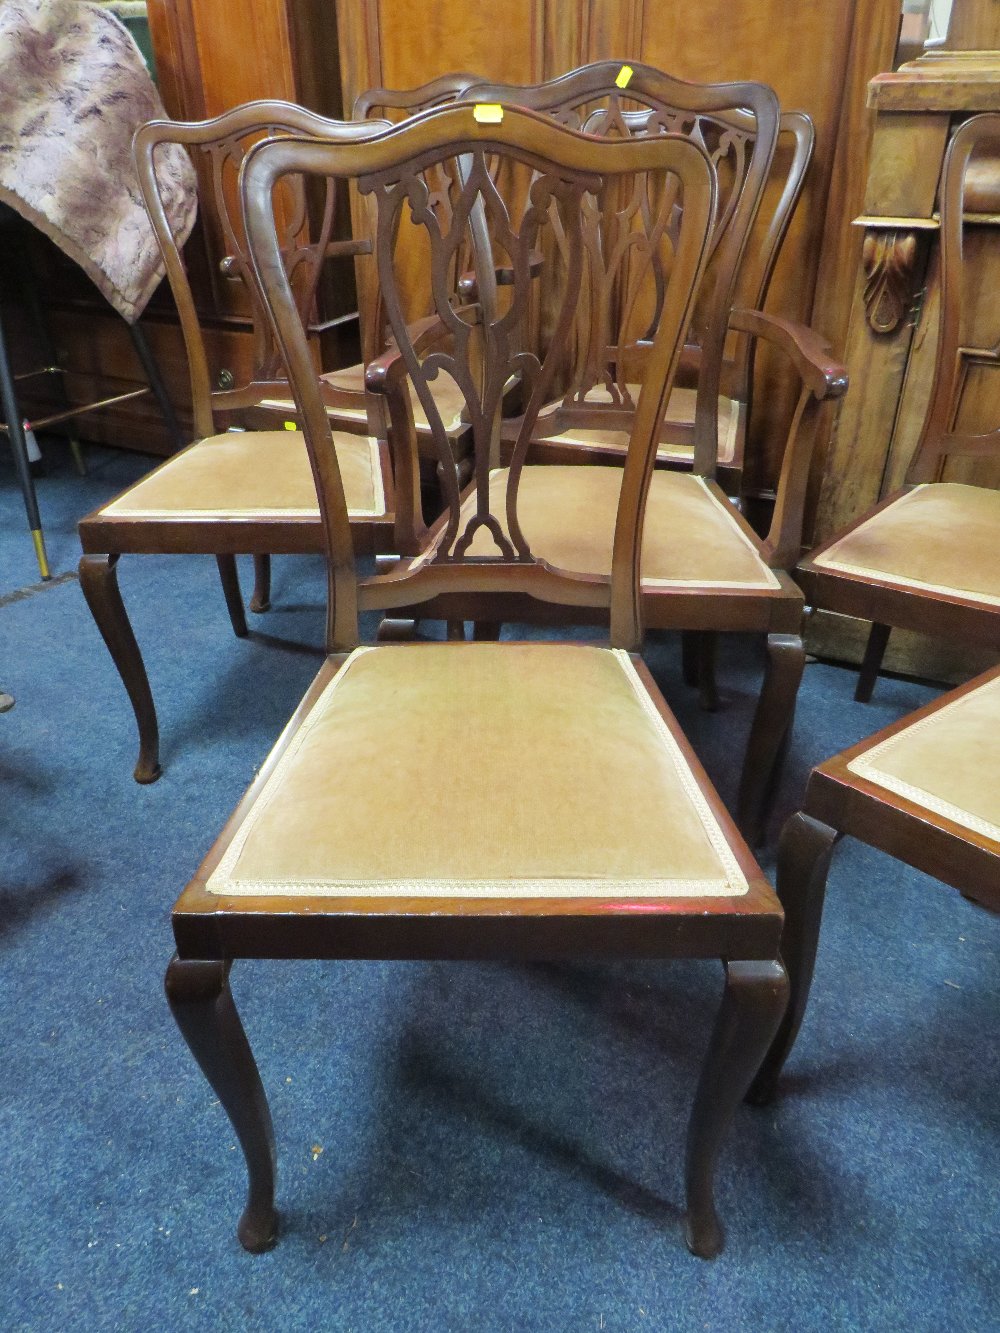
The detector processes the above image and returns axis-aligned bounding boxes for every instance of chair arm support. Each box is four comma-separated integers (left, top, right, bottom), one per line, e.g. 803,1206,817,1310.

365,313,456,394
457,250,544,301
730,308,848,401
730,312,848,571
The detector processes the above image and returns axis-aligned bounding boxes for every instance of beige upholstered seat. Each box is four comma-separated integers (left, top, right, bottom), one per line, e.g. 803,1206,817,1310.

320,361,468,434
811,483,1000,605
847,672,1000,840
206,643,748,899
99,430,385,520
534,385,742,466
418,466,780,590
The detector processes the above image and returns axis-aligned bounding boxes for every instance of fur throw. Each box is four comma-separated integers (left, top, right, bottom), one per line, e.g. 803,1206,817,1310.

0,0,196,321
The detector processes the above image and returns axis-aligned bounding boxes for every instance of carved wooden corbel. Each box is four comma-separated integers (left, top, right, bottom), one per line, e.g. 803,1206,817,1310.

861,228,920,334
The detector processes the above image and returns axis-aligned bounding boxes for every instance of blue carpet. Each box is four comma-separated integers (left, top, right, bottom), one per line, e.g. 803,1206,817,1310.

1,439,998,1331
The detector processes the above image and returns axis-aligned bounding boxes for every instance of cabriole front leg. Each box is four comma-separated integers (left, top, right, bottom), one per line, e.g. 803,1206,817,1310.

737,633,805,844
746,812,840,1105
684,958,788,1259
165,956,278,1252
79,553,160,783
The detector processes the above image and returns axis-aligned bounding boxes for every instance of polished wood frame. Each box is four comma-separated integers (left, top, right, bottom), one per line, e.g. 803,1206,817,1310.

165,104,787,1261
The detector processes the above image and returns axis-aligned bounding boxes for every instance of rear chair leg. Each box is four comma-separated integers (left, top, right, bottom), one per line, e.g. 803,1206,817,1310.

377,618,419,642
79,553,160,782
746,812,840,1105
165,956,278,1252
681,631,699,686
472,621,502,641
737,633,805,845
684,959,788,1258
680,632,718,709
216,555,248,638
855,622,891,703
250,555,271,614
698,631,719,712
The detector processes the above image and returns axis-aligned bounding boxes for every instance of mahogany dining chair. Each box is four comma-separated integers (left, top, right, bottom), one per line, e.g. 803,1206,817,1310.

164,103,788,1260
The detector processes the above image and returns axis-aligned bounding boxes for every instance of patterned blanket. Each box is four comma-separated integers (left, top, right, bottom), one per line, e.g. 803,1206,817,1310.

0,0,196,321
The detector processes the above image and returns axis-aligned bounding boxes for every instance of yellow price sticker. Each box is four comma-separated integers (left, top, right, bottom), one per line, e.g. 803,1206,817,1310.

283,420,297,431
473,103,504,124
615,64,634,89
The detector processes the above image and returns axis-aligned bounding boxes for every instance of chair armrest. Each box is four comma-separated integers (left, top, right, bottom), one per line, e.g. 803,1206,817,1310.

730,307,848,401
457,250,544,301
729,308,849,571
365,308,480,394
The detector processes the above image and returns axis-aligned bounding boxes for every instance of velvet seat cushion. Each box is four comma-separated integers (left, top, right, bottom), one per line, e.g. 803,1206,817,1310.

810,483,1000,604
848,673,1000,841
206,643,749,899
319,361,468,434
415,467,780,589
99,430,385,519
533,386,742,466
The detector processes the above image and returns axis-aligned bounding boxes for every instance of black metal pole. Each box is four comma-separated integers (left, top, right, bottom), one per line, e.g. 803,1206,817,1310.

128,319,186,451
0,285,49,578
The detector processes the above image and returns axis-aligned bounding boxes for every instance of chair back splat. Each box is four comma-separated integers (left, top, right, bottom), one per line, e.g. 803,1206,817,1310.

462,63,779,476
241,103,716,653
133,102,390,442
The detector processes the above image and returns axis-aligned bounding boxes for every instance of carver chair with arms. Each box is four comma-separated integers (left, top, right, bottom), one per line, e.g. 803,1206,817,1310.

463,62,817,498
164,103,788,1260
78,102,420,783
380,66,848,841
800,112,1000,704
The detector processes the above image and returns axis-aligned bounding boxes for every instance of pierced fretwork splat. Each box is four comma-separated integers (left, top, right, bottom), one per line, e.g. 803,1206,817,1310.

363,148,608,565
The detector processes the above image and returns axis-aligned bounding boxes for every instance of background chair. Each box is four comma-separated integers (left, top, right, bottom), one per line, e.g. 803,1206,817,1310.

800,112,1000,705
164,103,788,1262
257,74,483,489
464,63,815,499
381,66,848,841
749,661,1000,1106
78,102,413,783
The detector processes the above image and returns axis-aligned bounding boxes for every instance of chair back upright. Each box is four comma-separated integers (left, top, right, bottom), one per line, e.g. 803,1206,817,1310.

133,102,389,442
463,62,779,475
241,103,716,653
908,112,1000,486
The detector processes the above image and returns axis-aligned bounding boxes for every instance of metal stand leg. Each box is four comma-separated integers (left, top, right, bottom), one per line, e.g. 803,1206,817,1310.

11,227,86,475
127,320,186,451
0,293,50,579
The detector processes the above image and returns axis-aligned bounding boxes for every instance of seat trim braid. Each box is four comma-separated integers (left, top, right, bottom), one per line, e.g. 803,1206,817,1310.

811,484,1000,606
847,676,1000,842
204,646,749,899
99,433,386,520
643,477,781,590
